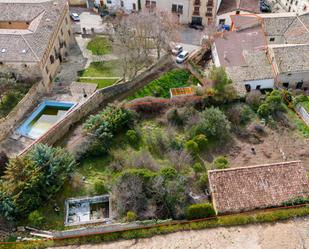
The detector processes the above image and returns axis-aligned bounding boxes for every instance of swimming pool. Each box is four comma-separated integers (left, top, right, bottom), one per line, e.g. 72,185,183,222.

17,100,75,139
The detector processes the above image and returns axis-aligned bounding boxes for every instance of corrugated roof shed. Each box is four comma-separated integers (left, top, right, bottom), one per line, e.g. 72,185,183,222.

208,161,309,214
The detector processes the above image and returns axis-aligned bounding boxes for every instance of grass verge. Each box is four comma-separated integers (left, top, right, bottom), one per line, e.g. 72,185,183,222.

78,78,118,89
3,205,309,249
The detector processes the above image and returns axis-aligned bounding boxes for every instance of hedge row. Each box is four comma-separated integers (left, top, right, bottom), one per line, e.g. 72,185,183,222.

2,205,309,249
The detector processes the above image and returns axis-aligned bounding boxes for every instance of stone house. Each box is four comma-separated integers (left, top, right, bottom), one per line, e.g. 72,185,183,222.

0,0,73,91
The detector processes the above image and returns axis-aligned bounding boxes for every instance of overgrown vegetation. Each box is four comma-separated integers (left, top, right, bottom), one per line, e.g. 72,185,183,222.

128,69,198,99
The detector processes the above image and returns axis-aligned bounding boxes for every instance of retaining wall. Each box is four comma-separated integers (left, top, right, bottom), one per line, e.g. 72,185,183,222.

20,55,173,155
295,103,309,126
0,81,46,142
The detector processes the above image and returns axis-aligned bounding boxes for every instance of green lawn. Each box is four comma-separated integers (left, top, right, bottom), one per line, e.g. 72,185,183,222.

286,108,309,138
128,69,198,100
86,36,112,55
78,61,123,78
78,78,118,89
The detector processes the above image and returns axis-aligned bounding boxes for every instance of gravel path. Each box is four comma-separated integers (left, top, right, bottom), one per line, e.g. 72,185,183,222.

51,217,309,249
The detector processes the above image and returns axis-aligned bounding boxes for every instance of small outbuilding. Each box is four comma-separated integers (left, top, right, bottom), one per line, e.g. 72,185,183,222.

208,161,309,214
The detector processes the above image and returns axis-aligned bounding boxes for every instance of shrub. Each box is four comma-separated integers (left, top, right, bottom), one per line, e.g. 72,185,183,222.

192,134,208,150
192,107,231,142
192,162,204,174
0,151,8,176
226,104,253,125
28,210,45,227
186,203,216,220
94,180,108,195
160,167,178,180
257,103,271,118
197,172,209,190
126,211,137,222
126,130,139,146
84,104,134,141
166,108,184,126
246,90,262,111
213,156,229,169
185,140,199,155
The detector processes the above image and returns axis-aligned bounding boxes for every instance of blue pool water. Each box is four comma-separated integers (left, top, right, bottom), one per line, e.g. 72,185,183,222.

17,100,75,139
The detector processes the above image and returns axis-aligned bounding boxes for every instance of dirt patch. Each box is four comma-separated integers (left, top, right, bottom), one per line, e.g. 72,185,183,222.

50,217,309,249
213,125,309,170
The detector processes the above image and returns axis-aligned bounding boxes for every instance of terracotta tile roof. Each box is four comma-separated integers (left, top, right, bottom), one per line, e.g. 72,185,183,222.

217,0,260,15
0,0,68,63
208,161,309,214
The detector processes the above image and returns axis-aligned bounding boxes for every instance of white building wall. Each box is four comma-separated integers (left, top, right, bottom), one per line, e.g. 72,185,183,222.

244,78,274,90
94,0,138,11
140,0,191,24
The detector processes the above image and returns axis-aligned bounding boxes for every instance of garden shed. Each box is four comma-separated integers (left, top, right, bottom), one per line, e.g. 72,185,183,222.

208,161,309,214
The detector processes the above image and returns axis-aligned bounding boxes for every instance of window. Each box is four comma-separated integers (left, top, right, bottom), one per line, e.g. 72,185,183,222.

107,0,111,3
270,37,275,42
0,62,3,65
50,55,55,64
245,84,251,92
256,85,261,90
287,73,292,76
296,81,303,89
46,66,49,74
236,10,240,14
172,4,177,12
121,1,124,7
23,64,27,68
219,19,225,25
172,4,183,13
283,82,289,88
133,3,136,10
68,30,71,36
178,5,183,14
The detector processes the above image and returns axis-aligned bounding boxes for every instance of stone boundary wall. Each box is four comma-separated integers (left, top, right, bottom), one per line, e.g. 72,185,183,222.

0,81,45,142
295,103,309,126
20,55,173,156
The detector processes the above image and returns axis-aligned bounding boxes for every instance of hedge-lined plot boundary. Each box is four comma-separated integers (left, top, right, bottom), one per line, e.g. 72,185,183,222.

1,204,309,249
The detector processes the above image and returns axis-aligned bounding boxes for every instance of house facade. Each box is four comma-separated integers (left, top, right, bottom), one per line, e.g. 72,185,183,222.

140,0,218,26
216,0,260,27
0,0,72,91
277,0,309,13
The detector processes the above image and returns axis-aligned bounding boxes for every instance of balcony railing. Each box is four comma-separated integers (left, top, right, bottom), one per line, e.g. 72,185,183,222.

194,0,201,5
207,0,213,6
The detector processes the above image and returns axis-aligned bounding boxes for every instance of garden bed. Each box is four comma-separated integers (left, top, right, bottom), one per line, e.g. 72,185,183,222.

128,69,199,99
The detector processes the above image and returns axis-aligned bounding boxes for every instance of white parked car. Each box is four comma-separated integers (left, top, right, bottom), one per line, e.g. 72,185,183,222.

176,51,189,64
172,45,183,55
70,12,80,22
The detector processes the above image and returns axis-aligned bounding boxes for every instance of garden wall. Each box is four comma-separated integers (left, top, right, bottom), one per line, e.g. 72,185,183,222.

20,55,174,155
0,81,46,142
295,103,309,126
